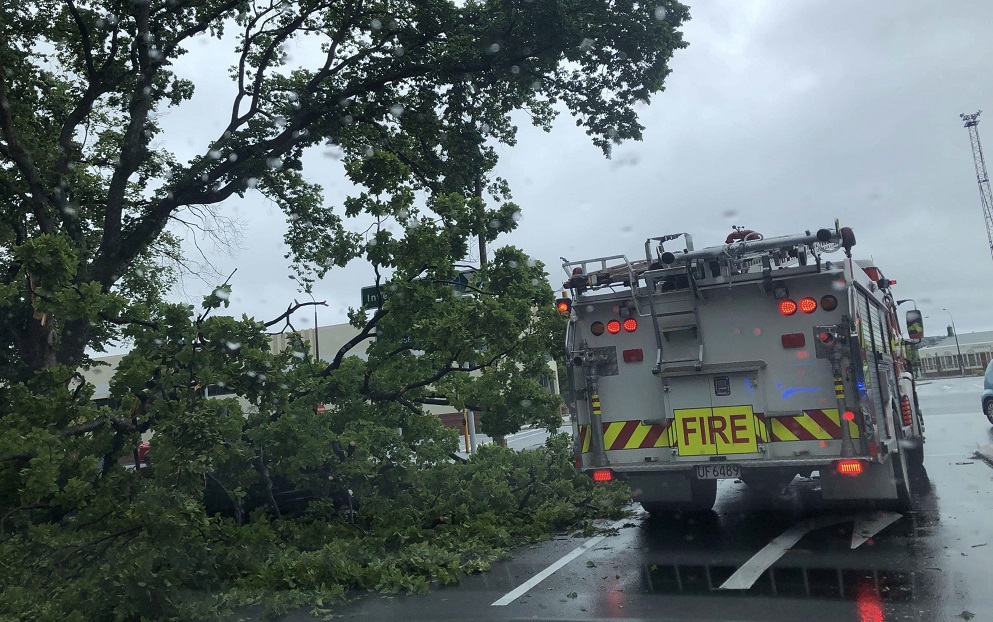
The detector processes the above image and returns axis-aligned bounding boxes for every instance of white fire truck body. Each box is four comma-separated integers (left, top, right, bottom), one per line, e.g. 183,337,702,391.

560,224,924,513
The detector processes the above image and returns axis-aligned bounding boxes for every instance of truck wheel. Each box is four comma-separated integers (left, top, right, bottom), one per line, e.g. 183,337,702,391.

985,398,993,425
890,448,914,511
641,478,717,515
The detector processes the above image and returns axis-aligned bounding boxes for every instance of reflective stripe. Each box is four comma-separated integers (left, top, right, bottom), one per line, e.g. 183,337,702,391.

769,409,860,441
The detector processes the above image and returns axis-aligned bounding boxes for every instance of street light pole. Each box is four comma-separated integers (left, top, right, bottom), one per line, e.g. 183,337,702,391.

942,308,965,377
289,276,320,362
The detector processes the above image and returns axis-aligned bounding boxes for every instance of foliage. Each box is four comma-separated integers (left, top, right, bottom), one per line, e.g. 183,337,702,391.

1,0,684,619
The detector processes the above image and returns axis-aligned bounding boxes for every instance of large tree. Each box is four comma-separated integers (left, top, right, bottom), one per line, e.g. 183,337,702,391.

1,0,688,371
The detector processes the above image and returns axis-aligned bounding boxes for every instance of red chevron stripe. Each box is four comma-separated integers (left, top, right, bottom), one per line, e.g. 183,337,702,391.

639,422,671,448
805,409,842,439
778,416,817,441
608,420,641,450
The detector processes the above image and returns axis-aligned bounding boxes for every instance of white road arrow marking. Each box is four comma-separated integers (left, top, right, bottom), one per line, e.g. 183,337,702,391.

719,512,902,590
850,511,902,549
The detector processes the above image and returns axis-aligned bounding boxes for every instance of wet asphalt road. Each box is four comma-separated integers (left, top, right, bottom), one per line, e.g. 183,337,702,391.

285,377,993,622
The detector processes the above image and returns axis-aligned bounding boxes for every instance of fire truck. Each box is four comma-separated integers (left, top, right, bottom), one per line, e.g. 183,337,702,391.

558,223,926,513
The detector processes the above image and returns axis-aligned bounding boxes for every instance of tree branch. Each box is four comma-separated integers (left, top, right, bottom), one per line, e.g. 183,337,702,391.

263,300,329,328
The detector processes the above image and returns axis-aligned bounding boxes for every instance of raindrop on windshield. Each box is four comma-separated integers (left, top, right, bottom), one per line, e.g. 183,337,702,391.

228,153,238,162
292,350,305,359
62,206,78,217
480,122,491,133
392,45,404,57
267,157,283,170
511,65,520,74
488,43,501,53
723,209,739,219
489,219,501,229
226,341,241,351
511,211,522,222
579,38,594,52
389,104,405,118
246,177,258,188
367,238,378,247
287,91,298,102
208,149,222,160
214,288,231,300
324,144,344,159
363,145,375,158
148,47,162,60
654,6,667,20
832,278,846,291
274,115,287,129
371,18,382,30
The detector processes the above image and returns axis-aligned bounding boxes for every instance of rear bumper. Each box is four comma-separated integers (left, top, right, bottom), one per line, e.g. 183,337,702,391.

585,456,870,474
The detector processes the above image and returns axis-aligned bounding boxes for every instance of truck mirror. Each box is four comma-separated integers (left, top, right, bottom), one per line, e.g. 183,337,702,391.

905,309,924,343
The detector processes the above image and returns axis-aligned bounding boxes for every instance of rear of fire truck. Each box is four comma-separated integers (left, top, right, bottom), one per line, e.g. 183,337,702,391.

560,223,925,514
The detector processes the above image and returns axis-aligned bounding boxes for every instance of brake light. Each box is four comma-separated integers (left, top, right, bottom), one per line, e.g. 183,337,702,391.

606,320,621,334
900,395,913,427
781,333,806,348
623,318,637,332
622,348,644,362
779,299,798,315
836,460,864,477
592,469,613,482
799,297,817,313
820,295,838,311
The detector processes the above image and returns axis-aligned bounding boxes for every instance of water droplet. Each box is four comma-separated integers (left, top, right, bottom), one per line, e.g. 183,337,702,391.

267,157,284,170
226,341,241,351
480,122,491,133
489,219,501,229
364,145,374,158
509,260,519,268
287,91,298,102
607,127,618,139
531,79,543,91
397,208,408,220
62,206,78,217
228,153,238,162
135,268,144,277
832,278,846,292
142,86,152,96
488,43,501,53
208,149,222,160
392,45,404,57
200,173,209,181
723,209,738,219
579,38,594,52
654,6,667,20
292,128,309,138
521,399,532,408
342,114,354,125
154,338,163,345
274,115,287,129
511,65,520,74
621,225,633,234
511,211,522,222
148,47,162,60
324,144,343,159
246,177,258,188
389,104,405,118
95,18,105,28
292,350,306,359
214,288,230,300
371,18,382,30
367,238,378,247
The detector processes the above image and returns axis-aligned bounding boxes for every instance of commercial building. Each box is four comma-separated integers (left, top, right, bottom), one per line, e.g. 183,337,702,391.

916,327,993,378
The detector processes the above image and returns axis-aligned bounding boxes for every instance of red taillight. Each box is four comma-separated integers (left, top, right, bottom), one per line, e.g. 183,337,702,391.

592,469,613,482
622,318,638,332
622,348,644,363
900,395,913,427
836,460,864,477
606,320,621,334
799,297,817,313
781,333,806,348
779,299,798,315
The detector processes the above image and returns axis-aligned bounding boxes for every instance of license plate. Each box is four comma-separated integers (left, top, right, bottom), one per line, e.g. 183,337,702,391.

695,464,740,479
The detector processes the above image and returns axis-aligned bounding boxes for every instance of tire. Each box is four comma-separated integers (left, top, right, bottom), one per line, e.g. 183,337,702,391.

641,478,717,515
984,398,993,425
890,447,914,512
906,442,925,471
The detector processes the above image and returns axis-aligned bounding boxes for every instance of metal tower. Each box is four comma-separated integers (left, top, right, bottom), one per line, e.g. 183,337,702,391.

960,111,993,262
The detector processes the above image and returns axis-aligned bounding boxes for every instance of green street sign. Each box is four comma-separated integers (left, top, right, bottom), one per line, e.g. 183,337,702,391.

361,285,386,309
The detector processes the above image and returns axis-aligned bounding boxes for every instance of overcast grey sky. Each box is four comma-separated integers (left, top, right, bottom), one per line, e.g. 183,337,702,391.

155,0,993,341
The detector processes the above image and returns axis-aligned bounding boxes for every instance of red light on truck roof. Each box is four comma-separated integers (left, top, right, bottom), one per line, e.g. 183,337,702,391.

836,460,864,477
779,299,798,315
606,320,621,334
622,318,638,332
592,469,613,482
799,297,817,313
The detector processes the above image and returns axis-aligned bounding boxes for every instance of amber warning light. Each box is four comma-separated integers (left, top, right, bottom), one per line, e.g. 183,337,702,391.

555,297,571,315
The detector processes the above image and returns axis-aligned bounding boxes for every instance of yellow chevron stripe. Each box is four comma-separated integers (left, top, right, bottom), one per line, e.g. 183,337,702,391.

580,425,591,452
823,409,861,438
771,418,798,441
601,422,625,450
754,415,769,442
794,413,833,441
626,423,652,449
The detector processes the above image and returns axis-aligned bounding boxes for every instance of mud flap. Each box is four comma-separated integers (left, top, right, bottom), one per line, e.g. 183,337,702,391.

820,458,900,502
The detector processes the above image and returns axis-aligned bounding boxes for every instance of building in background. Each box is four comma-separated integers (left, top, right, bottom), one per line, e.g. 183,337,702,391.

916,327,993,378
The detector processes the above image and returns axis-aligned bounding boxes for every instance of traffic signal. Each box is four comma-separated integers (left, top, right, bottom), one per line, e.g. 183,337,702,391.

555,296,572,315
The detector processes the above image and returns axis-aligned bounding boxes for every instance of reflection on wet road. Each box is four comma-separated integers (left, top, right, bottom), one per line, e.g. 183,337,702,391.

287,377,993,621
